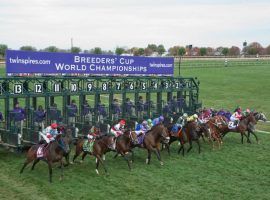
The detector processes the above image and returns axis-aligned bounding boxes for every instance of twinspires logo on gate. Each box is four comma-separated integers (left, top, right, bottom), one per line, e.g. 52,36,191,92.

6,50,174,76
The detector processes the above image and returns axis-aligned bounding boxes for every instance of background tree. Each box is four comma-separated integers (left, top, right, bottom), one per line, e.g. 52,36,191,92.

147,44,158,52
178,47,186,56
168,46,180,56
138,48,145,56
144,47,153,56
228,46,240,56
264,45,270,55
20,46,37,51
246,42,263,55
206,47,214,56
115,47,125,55
199,47,207,56
0,44,8,57
157,44,165,55
71,46,81,53
43,46,59,52
222,47,229,56
90,47,102,54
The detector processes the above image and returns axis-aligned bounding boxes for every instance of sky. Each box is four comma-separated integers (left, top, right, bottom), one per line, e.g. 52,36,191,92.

0,0,270,51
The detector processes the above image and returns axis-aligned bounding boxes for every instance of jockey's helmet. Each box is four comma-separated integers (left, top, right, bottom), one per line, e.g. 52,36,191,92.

147,119,152,123
193,114,198,119
159,116,164,121
142,120,147,126
183,113,188,118
51,123,58,129
120,119,126,125
246,108,250,113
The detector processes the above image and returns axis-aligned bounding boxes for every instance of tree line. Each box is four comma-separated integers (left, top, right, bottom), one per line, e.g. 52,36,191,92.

1,42,270,58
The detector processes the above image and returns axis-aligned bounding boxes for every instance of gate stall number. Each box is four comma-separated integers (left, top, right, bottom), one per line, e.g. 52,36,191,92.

14,84,23,94
34,84,43,93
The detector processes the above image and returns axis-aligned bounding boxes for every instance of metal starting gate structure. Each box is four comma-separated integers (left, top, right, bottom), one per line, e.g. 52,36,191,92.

0,76,201,148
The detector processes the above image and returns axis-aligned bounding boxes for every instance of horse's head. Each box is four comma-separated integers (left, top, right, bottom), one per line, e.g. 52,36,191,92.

254,112,267,122
105,135,116,150
129,131,139,145
157,124,170,143
197,123,211,139
55,134,70,154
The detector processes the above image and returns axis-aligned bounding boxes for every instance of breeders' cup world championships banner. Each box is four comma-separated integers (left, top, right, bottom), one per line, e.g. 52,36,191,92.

6,50,174,76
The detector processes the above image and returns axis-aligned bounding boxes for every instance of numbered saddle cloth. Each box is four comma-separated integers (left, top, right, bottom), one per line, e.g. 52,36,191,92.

228,121,238,129
37,144,47,158
83,140,94,153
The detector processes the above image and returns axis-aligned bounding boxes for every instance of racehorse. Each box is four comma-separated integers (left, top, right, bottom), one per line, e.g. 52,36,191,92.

143,124,170,165
247,112,267,143
204,116,226,149
72,134,115,174
220,113,257,144
20,134,69,183
59,126,74,166
177,121,203,156
113,130,138,170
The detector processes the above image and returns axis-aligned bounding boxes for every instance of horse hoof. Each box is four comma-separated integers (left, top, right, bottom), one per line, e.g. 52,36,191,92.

80,160,83,164
70,161,74,165
95,169,99,175
160,161,164,166
145,158,149,164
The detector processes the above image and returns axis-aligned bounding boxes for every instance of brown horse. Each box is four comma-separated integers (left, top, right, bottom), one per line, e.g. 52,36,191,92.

20,134,69,183
72,134,115,174
60,126,74,166
220,113,257,144
143,124,170,165
177,121,203,156
205,116,227,149
113,130,138,170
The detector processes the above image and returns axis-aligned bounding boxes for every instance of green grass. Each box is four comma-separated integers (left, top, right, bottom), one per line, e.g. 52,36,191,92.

1,60,270,200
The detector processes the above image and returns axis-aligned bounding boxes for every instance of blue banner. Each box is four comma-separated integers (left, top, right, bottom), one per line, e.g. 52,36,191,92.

6,50,174,76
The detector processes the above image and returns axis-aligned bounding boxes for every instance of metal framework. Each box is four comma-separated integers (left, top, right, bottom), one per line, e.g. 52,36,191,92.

0,76,201,147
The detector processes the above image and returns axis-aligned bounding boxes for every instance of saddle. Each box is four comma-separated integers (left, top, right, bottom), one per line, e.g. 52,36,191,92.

37,144,48,158
83,140,94,153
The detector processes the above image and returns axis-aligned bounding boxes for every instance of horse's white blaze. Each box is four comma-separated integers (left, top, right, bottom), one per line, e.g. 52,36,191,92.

95,169,99,175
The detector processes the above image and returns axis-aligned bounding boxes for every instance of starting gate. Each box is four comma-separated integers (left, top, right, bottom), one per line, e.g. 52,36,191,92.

0,76,201,148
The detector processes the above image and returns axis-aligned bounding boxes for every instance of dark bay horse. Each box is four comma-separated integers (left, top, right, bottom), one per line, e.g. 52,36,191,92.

220,113,257,144
113,130,138,170
177,121,211,155
20,134,69,182
143,124,170,165
60,126,74,166
72,134,115,174
247,112,267,143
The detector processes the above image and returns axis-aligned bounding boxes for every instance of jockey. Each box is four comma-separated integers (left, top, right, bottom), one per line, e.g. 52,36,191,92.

152,115,164,126
187,114,199,123
243,108,251,117
172,113,188,134
147,119,153,129
40,123,62,145
230,108,242,126
110,119,126,137
135,120,150,136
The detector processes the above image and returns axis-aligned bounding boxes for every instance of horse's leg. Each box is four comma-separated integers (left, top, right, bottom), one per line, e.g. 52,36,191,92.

241,132,250,144
166,143,171,156
48,161,53,183
251,131,259,144
59,159,64,181
196,140,201,154
95,155,107,174
64,153,70,167
121,152,132,171
72,149,81,163
113,153,119,159
31,159,40,170
81,151,87,163
154,148,163,165
20,156,34,174
130,150,134,163
146,149,152,164
187,140,193,153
